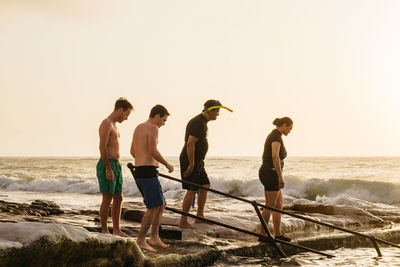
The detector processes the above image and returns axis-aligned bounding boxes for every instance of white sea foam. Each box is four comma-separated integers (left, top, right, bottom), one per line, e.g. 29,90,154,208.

283,175,400,205
1,172,400,208
1,156,399,226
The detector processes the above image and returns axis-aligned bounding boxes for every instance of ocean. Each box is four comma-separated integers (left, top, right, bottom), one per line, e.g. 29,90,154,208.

1,156,400,266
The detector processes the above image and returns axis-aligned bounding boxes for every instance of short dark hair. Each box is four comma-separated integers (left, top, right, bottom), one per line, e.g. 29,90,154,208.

203,99,222,112
273,117,293,127
114,97,133,111
150,105,170,118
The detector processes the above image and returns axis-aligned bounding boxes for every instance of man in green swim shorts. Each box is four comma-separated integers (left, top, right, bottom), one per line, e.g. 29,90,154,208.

97,97,133,237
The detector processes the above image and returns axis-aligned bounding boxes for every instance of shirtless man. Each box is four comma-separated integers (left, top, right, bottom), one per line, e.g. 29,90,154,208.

130,104,174,252
96,98,133,237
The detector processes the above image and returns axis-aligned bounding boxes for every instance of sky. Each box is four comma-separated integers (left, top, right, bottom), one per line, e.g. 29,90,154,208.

0,0,399,157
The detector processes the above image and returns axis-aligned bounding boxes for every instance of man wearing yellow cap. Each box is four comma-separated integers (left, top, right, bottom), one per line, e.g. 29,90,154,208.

178,100,232,229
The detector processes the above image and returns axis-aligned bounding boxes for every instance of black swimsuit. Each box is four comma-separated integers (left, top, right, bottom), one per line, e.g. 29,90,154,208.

259,129,287,191
179,114,210,190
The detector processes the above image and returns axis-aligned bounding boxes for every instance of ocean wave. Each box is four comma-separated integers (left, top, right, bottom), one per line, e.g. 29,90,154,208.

284,175,400,205
0,175,101,195
1,173,399,206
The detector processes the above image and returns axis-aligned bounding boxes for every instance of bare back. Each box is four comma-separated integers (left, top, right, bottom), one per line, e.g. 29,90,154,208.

131,121,159,166
99,118,120,160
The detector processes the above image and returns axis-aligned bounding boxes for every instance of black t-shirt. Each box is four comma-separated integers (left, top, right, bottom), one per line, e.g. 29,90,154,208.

261,129,287,169
180,114,209,164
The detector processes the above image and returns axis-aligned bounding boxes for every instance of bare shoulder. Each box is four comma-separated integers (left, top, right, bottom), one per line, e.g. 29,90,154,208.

139,122,157,131
135,122,148,131
99,118,112,131
133,122,152,135
147,122,158,134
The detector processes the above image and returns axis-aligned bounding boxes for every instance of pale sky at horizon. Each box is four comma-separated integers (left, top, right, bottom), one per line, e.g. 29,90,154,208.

1,0,399,157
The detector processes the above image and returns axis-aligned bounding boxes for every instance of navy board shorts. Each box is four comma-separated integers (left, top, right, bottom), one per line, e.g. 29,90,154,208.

133,166,165,209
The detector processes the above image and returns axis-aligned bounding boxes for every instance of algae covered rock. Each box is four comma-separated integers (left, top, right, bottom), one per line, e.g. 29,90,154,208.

0,236,145,267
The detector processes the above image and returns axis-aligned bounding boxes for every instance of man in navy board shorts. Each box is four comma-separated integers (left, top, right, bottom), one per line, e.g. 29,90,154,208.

134,166,164,209
130,105,174,253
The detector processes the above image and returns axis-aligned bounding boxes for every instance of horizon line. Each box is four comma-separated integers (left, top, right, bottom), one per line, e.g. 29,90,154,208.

1,155,400,158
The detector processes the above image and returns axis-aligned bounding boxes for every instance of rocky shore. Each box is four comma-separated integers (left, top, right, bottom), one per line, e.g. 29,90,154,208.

1,199,399,267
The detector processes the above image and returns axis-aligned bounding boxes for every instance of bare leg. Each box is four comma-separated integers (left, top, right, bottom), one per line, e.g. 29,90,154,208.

111,193,129,237
100,192,112,234
272,190,283,236
195,184,210,223
260,190,279,236
136,208,157,252
178,190,197,229
149,202,170,248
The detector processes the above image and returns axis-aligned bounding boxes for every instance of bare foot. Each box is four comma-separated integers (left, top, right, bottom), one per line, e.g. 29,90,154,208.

149,238,170,249
136,239,157,252
113,231,130,237
101,230,111,234
178,221,195,229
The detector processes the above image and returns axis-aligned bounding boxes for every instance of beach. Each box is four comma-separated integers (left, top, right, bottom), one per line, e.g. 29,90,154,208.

1,156,400,266
2,1,400,265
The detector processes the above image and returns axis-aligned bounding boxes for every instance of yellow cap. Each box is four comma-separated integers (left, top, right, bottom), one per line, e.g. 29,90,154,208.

207,105,233,112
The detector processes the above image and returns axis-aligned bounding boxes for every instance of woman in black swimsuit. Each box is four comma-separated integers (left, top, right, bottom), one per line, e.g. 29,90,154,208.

259,117,293,242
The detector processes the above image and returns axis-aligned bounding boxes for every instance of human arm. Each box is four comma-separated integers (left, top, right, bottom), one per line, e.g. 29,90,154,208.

99,121,114,180
184,135,198,177
183,135,199,177
148,126,174,173
130,132,135,158
271,141,284,189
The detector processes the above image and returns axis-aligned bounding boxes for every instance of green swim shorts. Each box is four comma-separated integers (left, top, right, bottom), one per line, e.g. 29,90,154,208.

96,159,123,194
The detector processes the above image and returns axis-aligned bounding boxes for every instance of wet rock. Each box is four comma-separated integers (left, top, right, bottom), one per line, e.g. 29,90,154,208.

159,226,182,240
123,210,144,222
31,200,64,215
285,204,336,215
23,217,42,222
2,198,398,267
79,210,98,216
0,200,64,217
0,236,145,267
0,219,18,223
64,210,80,215
147,241,221,267
31,200,60,208
83,226,112,233
285,204,386,227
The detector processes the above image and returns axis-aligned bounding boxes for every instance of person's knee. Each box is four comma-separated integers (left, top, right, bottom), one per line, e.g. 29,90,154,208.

265,198,276,206
275,198,283,209
146,207,157,215
266,201,277,208
153,206,162,213
113,194,123,203
102,193,113,203
262,207,270,214
187,190,197,197
102,198,112,205
275,193,283,208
